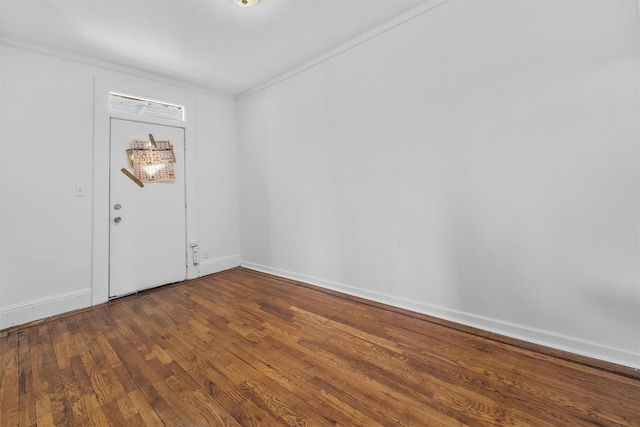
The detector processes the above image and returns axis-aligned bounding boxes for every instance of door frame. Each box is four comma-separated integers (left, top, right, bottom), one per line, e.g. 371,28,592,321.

93,77,199,305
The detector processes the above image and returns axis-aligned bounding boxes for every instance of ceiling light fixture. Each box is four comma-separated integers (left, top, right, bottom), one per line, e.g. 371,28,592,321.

233,0,260,7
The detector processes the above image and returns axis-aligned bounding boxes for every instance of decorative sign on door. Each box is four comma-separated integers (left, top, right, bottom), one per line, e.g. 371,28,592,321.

124,133,176,183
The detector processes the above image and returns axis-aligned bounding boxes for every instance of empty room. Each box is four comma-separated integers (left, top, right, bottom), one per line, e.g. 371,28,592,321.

1,0,639,425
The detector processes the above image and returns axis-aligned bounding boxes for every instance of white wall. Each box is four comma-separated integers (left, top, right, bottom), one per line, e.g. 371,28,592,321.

238,0,640,368
0,42,240,327
194,94,241,274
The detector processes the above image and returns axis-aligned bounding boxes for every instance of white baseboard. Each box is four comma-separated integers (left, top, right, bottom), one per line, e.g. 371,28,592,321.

1,254,241,330
0,289,92,330
241,262,640,370
198,254,241,277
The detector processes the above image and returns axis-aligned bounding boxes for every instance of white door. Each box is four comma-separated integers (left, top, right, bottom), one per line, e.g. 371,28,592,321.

109,118,186,298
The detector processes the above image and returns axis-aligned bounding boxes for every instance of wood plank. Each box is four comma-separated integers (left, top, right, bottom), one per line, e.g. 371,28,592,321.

17,331,37,426
29,325,54,426
1,333,20,426
126,389,164,426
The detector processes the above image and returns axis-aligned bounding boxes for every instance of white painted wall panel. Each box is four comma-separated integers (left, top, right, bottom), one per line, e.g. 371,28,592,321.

238,0,640,367
1,47,95,310
195,94,241,275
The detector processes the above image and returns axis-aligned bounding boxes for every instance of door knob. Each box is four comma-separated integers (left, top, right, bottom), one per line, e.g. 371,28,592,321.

114,216,122,223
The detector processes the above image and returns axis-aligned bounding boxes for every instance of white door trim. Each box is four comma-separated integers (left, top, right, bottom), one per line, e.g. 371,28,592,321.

93,76,199,306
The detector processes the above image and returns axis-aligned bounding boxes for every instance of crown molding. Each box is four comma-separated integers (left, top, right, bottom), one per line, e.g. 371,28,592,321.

2,0,452,101
0,35,236,101
236,0,451,100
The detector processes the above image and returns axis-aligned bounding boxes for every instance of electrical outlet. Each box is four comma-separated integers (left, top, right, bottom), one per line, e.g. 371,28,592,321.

203,249,209,259
193,253,199,265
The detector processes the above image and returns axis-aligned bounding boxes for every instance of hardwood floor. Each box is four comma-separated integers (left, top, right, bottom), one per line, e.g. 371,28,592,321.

1,268,639,426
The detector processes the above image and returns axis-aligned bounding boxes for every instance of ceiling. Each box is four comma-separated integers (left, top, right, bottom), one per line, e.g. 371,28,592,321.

0,0,427,96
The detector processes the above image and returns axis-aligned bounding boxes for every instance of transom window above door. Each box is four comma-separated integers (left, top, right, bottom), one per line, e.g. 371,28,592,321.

109,92,185,121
